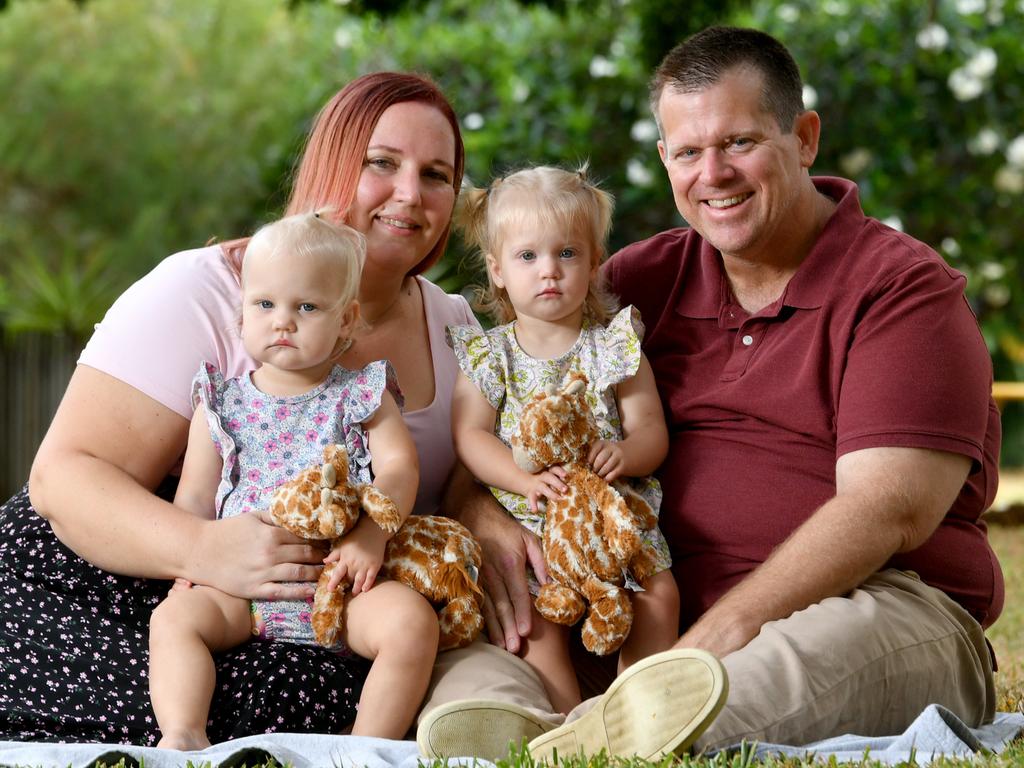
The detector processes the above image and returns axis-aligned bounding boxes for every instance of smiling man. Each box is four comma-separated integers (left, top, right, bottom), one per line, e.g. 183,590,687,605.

605,24,1002,747
418,25,1003,760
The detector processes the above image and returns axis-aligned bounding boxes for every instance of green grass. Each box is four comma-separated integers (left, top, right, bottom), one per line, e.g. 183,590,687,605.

985,522,1024,714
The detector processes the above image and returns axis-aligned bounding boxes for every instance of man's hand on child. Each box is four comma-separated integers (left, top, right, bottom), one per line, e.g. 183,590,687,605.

524,466,568,512
589,439,626,481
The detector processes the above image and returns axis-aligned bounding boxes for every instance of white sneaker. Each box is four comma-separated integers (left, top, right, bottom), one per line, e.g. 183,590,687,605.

417,698,554,762
527,648,727,762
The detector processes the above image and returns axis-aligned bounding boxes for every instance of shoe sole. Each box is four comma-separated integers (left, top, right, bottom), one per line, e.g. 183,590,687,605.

417,698,554,762
527,648,728,762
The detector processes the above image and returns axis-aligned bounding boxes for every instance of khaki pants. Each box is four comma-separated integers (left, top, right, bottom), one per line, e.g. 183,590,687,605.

419,570,996,750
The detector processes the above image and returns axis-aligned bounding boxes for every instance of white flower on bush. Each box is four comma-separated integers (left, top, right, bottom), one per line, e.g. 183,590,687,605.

881,215,904,232
916,23,949,51
511,80,530,104
589,56,617,78
979,261,1007,280
626,159,654,187
823,0,849,15
840,148,872,176
1006,135,1024,168
995,166,1024,194
333,25,357,49
984,283,1011,308
802,84,818,110
631,119,659,143
835,29,851,46
966,48,998,78
777,4,799,22
942,238,962,258
463,113,485,131
948,68,985,101
956,0,986,13
968,128,1000,156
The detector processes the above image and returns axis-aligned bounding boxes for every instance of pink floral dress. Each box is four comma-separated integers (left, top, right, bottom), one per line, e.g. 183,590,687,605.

193,359,399,649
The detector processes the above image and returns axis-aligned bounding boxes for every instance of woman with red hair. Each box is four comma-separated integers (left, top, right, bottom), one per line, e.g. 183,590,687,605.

0,72,475,744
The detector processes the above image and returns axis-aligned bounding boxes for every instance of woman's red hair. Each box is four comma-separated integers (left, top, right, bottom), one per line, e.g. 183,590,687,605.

224,72,464,276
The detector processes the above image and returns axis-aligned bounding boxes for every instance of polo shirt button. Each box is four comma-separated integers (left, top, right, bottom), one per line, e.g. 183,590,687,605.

741,334,754,346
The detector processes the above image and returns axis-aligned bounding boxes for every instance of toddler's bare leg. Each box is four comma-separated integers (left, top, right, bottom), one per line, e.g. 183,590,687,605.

344,581,440,738
522,606,582,714
618,570,680,673
149,585,253,750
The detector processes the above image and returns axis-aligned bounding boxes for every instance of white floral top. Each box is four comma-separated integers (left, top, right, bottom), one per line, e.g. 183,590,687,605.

447,306,671,581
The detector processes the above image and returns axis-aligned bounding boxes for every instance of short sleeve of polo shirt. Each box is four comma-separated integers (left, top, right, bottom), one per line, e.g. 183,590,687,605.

835,247,991,467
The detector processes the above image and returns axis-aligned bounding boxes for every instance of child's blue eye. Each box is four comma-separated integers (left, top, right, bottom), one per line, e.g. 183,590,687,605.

519,251,536,261
257,300,273,309
299,303,318,313
560,248,576,259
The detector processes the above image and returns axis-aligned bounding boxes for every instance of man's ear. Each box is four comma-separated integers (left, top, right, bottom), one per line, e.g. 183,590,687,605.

657,140,668,167
794,110,821,168
486,253,505,289
339,300,360,337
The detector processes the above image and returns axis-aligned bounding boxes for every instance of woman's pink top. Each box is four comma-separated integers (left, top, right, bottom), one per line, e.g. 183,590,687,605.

79,244,476,516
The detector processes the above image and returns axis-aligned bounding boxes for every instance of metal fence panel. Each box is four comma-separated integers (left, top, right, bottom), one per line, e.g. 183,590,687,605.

1,333,82,501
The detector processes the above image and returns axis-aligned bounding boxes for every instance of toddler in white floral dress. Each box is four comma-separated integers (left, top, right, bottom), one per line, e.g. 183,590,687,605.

447,165,680,714
149,211,435,749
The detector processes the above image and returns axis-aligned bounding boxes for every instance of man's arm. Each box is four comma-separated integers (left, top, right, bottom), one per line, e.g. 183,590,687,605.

675,445,971,657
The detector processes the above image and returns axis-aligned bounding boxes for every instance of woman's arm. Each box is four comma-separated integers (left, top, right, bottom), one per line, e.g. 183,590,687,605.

589,353,669,481
452,372,566,506
442,461,547,653
29,365,323,600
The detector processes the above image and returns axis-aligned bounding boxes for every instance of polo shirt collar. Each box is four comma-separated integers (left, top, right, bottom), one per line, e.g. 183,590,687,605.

675,176,864,319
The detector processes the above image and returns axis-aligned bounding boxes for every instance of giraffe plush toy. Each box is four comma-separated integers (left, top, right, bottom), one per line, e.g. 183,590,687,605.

269,444,484,651
512,372,660,656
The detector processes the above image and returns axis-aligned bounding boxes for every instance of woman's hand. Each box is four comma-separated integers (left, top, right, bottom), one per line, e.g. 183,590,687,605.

190,510,326,601
461,494,547,654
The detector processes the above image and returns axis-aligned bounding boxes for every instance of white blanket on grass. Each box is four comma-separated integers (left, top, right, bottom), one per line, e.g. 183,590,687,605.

0,706,1021,767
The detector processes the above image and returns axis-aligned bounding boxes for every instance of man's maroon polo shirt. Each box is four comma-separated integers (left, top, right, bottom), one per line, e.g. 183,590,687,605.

607,177,1003,629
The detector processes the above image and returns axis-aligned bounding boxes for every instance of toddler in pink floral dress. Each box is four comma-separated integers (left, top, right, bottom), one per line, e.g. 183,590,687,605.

148,212,434,750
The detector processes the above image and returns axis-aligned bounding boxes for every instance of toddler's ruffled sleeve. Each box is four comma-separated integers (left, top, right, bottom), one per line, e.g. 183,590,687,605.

597,305,646,392
445,324,505,409
340,360,398,425
336,360,400,476
190,361,235,462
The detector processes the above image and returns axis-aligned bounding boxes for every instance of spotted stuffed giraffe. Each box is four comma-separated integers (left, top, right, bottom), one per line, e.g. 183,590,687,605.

512,371,660,656
270,444,484,650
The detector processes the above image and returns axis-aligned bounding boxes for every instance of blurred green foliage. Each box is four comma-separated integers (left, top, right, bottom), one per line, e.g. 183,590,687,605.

0,0,337,334
0,0,1021,458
